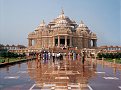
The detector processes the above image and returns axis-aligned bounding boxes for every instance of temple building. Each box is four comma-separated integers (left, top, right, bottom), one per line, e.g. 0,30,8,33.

28,10,97,49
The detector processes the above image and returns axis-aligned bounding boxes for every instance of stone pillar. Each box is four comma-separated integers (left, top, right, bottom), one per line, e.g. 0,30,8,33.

53,36,55,47
65,36,67,47
84,38,86,48
28,39,32,46
88,39,91,48
58,35,60,47
86,39,88,48
70,36,72,47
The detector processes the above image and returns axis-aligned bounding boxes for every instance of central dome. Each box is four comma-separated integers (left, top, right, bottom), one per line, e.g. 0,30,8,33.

49,9,77,28
58,19,68,24
53,19,68,28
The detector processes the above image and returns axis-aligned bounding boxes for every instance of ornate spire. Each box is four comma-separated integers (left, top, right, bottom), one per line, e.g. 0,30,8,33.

80,20,84,24
40,19,46,27
61,8,64,15
42,19,45,24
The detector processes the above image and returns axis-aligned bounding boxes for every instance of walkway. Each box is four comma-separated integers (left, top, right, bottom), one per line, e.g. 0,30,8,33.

0,56,121,90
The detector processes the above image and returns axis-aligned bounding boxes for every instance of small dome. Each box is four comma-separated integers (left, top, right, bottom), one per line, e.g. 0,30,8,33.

78,20,87,28
90,32,97,38
90,32,96,36
35,20,46,30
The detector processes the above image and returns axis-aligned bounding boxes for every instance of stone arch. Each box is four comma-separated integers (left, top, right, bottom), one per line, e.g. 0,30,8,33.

91,39,97,47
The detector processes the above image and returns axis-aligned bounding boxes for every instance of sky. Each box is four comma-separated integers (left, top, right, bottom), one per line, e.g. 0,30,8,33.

0,0,120,46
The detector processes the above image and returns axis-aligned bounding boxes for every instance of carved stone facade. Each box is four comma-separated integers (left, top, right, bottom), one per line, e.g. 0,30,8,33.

28,10,97,49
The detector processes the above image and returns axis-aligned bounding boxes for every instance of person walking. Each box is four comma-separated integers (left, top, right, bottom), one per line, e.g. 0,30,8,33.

73,52,76,60
77,53,80,60
52,52,55,62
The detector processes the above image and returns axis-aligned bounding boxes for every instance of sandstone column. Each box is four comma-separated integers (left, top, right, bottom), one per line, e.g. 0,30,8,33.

65,36,67,47
34,39,37,45
70,36,72,47
53,36,55,47
88,39,91,48
28,39,32,46
58,35,60,47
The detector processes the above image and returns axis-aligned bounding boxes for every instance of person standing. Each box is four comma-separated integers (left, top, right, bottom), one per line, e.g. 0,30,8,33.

46,52,48,60
73,52,76,60
82,51,85,64
77,53,80,60
52,52,55,62
48,52,51,60
68,52,71,60
44,51,46,61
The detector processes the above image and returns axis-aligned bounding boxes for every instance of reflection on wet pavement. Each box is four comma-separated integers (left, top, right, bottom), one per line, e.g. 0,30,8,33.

0,56,121,90
27,57,96,90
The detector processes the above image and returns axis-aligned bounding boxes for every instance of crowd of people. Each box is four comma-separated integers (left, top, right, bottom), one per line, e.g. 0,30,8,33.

68,51,86,64
40,51,63,62
37,50,86,64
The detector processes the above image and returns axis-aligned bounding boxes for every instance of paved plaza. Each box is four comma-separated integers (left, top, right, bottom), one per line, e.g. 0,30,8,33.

0,56,121,90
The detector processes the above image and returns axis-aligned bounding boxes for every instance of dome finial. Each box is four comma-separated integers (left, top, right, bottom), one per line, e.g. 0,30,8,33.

39,19,46,27
42,19,45,24
80,20,84,24
61,8,64,15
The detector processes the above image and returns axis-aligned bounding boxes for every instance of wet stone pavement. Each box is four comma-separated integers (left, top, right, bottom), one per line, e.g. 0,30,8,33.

0,56,121,90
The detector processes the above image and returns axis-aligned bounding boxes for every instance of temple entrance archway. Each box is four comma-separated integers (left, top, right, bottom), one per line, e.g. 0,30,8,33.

55,39,58,46
60,39,70,46
54,36,71,47
91,39,97,47
60,39,65,44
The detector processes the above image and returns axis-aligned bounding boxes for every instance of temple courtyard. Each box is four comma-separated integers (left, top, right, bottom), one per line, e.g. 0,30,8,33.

0,56,121,90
